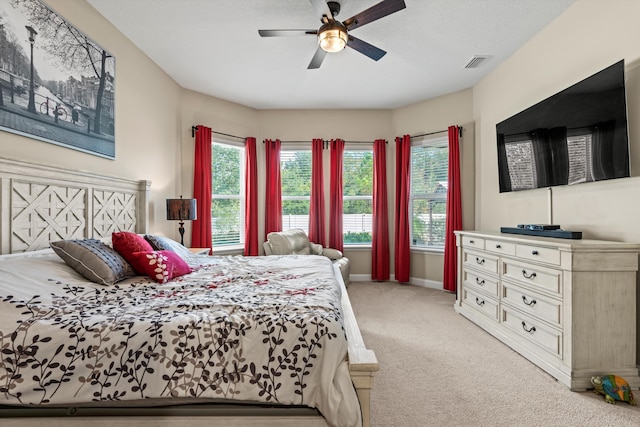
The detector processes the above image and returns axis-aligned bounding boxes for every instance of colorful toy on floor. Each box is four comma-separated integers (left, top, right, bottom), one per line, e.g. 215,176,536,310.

591,375,637,406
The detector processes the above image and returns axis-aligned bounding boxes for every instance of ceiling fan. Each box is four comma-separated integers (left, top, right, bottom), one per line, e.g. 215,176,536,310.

258,0,407,69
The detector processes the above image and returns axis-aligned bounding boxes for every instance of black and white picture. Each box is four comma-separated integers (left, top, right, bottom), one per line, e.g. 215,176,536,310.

0,0,115,159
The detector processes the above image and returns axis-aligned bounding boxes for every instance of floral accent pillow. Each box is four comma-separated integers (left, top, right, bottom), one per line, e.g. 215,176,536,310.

129,250,192,283
112,231,154,272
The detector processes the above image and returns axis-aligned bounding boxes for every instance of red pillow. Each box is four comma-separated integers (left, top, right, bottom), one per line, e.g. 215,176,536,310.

129,250,192,283
112,231,154,271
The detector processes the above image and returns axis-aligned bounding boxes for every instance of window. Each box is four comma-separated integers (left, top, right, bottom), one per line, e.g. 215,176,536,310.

343,150,373,245
411,137,448,249
281,150,312,233
503,138,536,190
566,132,594,184
211,142,244,247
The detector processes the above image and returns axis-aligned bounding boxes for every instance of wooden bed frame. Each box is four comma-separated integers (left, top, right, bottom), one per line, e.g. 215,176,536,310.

0,157,378,427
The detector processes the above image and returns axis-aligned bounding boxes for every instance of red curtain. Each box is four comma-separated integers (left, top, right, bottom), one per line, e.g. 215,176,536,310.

244,137,258,256
394,135,411,283
329,139,344,251
191,125,212,252
309,138,326,246
264,139,282,238
372,139,390,280
443,126,462,292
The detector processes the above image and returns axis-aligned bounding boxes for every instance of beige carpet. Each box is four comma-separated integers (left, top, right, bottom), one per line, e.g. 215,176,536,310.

347,281,640,427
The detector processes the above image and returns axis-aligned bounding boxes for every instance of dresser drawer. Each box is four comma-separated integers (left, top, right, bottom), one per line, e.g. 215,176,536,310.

501,305,562,358
502,259,562,296
462,235,485,250
461,287,499,322
463,249,499,275
502,281,562,327
515,244,561,266
462,268,499,297
485,239,516,256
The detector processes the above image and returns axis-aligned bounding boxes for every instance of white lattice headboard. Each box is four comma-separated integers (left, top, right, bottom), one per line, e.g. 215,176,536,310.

0,157,150,254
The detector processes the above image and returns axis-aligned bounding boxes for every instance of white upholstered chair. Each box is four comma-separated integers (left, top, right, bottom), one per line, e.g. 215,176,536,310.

263,229,350,286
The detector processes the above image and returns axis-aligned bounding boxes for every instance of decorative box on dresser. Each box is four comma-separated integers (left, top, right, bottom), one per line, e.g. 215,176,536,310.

454,230,640,391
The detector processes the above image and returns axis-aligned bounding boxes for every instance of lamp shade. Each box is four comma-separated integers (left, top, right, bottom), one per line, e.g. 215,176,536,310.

166,198,197,221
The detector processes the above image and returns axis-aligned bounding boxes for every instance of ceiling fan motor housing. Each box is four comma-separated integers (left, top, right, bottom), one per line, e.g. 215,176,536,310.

327,1,341,17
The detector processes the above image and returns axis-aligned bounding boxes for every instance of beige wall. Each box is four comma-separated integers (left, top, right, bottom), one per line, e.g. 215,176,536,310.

392,89,475,286
178,89,259,245
472,0,640,365
257,109,394,276
9,0,640,290
1,1,475,286
473,0,640,242
0,0,183,239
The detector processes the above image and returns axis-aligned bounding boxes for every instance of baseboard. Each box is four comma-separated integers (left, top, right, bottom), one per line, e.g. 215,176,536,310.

410,277,444,290
349,274,444,291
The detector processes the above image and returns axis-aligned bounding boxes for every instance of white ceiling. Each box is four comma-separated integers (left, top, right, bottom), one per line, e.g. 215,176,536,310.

86,0,576,110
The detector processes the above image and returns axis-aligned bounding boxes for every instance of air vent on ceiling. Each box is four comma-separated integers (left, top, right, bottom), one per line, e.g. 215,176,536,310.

464,55,492,69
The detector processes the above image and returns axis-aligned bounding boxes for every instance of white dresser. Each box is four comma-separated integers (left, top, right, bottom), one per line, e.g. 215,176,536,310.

454,230,640,390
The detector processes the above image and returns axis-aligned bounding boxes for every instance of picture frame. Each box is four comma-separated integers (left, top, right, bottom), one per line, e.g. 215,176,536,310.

0,0,115,159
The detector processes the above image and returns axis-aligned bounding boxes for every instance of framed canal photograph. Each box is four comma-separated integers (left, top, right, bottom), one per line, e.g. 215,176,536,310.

0,0,115,159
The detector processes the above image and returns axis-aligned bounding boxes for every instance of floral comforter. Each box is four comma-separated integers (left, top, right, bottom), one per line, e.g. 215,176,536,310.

0,251,360,427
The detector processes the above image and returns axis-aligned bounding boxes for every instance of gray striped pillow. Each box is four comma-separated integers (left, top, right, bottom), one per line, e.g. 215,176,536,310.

50,239,135,285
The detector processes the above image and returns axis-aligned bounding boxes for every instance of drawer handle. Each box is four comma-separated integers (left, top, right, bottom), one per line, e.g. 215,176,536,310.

531,250,539,255
522,269,537,279
495,244,501,249
521,321,536,334
475,277,485,286
522,296,537,306
469,239,475,244
475,297,485,306
475,257,485,265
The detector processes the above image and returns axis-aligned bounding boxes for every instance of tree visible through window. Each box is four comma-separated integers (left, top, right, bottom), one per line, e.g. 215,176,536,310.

277,148,373,244
411,138,448,248
211,142,244,247
281,150,311,233
343,150,373,245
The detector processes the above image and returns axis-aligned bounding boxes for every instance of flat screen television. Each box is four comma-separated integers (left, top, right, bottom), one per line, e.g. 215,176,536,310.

496,60,630,193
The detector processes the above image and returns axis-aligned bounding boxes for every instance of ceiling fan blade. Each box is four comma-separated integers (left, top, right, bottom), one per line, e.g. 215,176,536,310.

343,0,406,31
309,0,334,22
259,29,317,37
347,35,386,61
308,46,327,69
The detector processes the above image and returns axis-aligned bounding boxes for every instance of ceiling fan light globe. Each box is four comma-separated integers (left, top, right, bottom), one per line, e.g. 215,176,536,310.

318,24,347,53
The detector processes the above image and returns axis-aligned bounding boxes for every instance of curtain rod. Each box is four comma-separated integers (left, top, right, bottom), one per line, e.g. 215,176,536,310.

191,126,246,140
192,125,462,141
411,126,462,139
265,139,385,144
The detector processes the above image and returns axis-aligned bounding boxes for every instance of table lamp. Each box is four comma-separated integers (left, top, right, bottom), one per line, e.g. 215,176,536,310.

166,196,197,246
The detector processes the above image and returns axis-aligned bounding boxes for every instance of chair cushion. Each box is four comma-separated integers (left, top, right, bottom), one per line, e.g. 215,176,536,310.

263,229,350,286
333,257,350,286
322,247,343,260
267,229,311,255
309,242,324,255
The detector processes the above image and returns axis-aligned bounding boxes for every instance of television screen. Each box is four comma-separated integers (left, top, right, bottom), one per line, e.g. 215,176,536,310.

496,60,630,193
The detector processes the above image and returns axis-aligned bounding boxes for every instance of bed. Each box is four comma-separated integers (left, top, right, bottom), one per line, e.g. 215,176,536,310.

0,157,378,427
